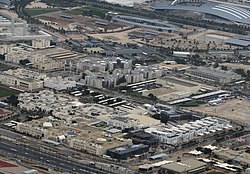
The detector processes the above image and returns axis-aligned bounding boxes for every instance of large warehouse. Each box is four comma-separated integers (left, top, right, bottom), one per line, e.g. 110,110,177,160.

151,0,250,25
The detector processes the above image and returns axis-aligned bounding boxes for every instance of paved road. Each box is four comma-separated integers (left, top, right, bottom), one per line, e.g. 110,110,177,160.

0,138,114,174
0,128,133,173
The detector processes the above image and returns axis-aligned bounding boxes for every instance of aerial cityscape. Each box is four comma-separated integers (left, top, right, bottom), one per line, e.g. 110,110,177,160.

0,0,249,173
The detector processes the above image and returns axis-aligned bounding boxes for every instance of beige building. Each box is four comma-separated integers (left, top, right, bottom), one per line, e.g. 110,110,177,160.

33,59,64,71
157,77,200,94
16,123,45,138
0,68,46,91
5,49,46,64
32,38,51,49
0,45,12,55
69,137,132,156
185,67,242,84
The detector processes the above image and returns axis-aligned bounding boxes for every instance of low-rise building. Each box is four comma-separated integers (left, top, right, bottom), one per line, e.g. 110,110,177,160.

160,159,207,174
32,59,64,71
145,117,231,145
16,122,45,138
106,144,149,160
185,67,241,84
44,77,77,91
125,130,159,147
0,68,46,91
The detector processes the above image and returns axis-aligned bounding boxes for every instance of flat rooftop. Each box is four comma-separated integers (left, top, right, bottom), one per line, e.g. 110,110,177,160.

224,38,250,47
161,159,207,173
162,77,198,87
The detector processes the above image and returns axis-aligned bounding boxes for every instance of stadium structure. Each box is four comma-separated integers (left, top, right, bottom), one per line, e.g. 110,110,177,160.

151,0,250,25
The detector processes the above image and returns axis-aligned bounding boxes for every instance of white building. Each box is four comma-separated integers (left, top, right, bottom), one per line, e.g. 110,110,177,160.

145,117,231,145
44,77,77,91
32,38,51,49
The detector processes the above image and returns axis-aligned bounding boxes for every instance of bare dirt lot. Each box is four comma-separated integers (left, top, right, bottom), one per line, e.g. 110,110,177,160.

89,28,141,44
221,63,250,71
37,12,126,32
26,0,49,8
188,99,250,125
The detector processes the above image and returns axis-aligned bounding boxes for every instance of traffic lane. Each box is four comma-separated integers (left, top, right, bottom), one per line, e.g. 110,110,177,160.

0,139,111,174
0,128,23,139
0,143,93,174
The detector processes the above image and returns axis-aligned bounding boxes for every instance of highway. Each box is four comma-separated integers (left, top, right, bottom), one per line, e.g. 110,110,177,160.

0,137,114,174
0,128,133,173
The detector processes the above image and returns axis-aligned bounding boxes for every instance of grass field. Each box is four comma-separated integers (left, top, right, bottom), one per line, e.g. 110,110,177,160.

25,8,61,16
0,86,20,98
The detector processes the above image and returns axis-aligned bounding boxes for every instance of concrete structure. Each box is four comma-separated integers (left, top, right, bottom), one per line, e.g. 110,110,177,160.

5,47,46,64
44,77,77,91
224,38,250,47
0,68,46,91
171,0,205,5
160,159,207,174
106,144,149,160
125,130,159,147
0,13,52,45
18,90,114,121
145,117,231,145
16,122,45,138
32,38,51,48
152,1,250,25
106,113,161,130
0,44,11,54
69,137,132,156
185,67,241,84
4,45,63,70
32,59,64,71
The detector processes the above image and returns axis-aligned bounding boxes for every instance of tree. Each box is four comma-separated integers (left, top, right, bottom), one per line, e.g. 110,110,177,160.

0,54,5,60
213,62,219,68
19,59,30,65
221,65,228,71
7,95,19,106
148,93,157,100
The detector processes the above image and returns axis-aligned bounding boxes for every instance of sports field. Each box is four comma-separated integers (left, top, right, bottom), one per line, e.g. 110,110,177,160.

0,86,19,98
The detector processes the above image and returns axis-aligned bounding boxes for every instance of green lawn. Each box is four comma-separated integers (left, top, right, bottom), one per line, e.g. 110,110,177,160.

25,8,61,16
65,6,109,16
0,86,20,98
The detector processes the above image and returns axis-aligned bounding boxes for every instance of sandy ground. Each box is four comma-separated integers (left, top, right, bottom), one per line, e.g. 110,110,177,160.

89,28,140,44
221,63,250,71
37,12,126,32
0,9,19,18
147,27,238,51
187,99,250,125
26,0,49,8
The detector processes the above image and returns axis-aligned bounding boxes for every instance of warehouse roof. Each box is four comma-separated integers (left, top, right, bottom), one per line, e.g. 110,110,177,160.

224,38,250,47
161,159,207,173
